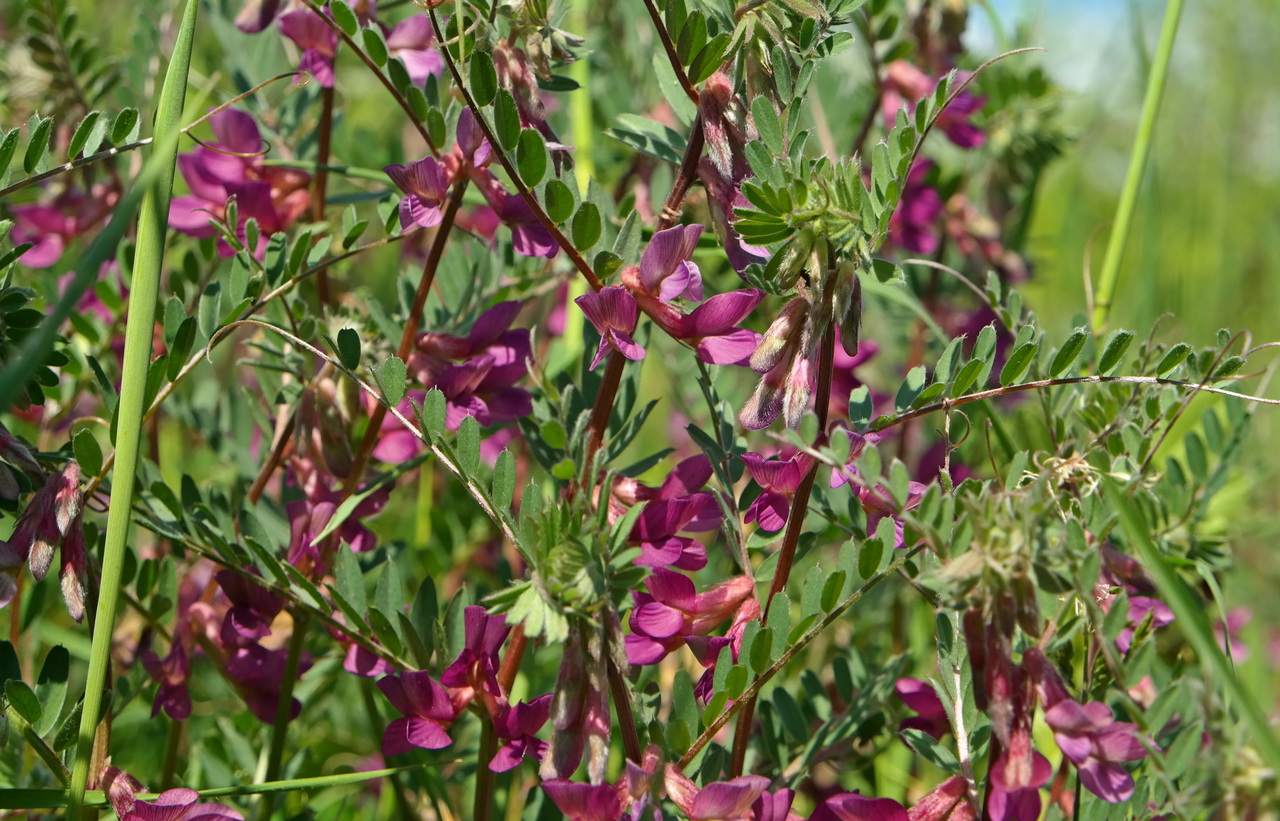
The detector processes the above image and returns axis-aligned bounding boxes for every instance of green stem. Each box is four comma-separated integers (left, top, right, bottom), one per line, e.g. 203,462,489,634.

67,0,199,812
257,611,310,821
1090,0,1184,332
159,717,183,790
7,704,71,785
473,711,497,821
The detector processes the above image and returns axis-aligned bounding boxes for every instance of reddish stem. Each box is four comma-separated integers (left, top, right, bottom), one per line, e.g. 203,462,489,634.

311,86,336,305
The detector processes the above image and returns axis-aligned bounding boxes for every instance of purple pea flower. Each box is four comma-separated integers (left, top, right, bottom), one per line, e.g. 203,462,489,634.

140,643,192,721
385,15,443,86
678,289,765,366
541,780,623,821
491,694,552,772
1044,700,1150,803
225,643,309,723
634,224,704,302
441,605,511,700
169,109,311,255
377,670,458,755
741,451,815,532
1115,596,1175,654
883,61,985,149
8,182,118,268
888,161,944,255
815,776,976,821
4,462,88,621
113,786,244,821
664,766,770,821
625,570,755,664
344,642,394,678
896,677,950,741
753,789,805,821
278,8,339,87
385,156,450,229
285,459,389,572
576,287,645,370
610,455,721,570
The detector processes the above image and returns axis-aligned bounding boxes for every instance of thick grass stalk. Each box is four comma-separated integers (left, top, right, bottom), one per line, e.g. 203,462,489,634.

1090,0,1184,332
67,0,199,811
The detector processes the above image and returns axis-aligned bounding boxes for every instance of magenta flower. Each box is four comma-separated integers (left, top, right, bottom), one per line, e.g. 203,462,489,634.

343,642,394,678
470,171,558,257
896,677,949,740
625,570,755,664
1043,699,1149,803
278,8,339,87
1115,595,1175,654
234,0,283,33
284,456,388,571
741,451,815,532
491,694,552,772
816,777,975,821
882,61,985,149
634,224,704,302
225,643,308,723
664,765,770,821
576,287,645,370
115,787,243,821
611,455,721,570
385,15,443,86
441,605,510,699
541,780,623,821
140,642,192,721
377,670,458,755
819,793,909,821
169,108,310,255
385,156,450,229
753,789,804,821
888,161,944,255
8,182,117,268
677,289,765,365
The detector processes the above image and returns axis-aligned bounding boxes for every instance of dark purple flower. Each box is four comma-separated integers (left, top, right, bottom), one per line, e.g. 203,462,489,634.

225,643,308,723
541,780,622,821
473,172,558,258
441,605,510,699
141,643,192,721
8,182,118,268
116,787,244,821
883,61,985,149
1115,596,1175,654
377,670,457,755
664,765,770,821
625,570,754,664
344,643,395,678
285,457,389,571
678,289,765,365
741,451,814,532
896,677,949,740
635,224,704,302
491,694,552,772
234,0,283,33
278,8,339,87
385,15,443,86
1043,700,1149,803
611,455,721,570
821,793,909,821
753,789,804,821
385,156,450,229
576,287,645,370
888,161,944,255
169,109,310,255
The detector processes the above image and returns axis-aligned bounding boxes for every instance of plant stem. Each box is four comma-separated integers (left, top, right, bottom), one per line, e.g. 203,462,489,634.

300,0,439,156
1090,0,1184,332
581,351,626,487
473,711,497,821
312,86,336,305
257,611,310,821
67,0,198,812
640,0,699,104
328,180,468,562
160,718,183,790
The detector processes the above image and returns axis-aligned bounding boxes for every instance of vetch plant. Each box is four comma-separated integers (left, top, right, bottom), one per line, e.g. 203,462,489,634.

0,0,1278,818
